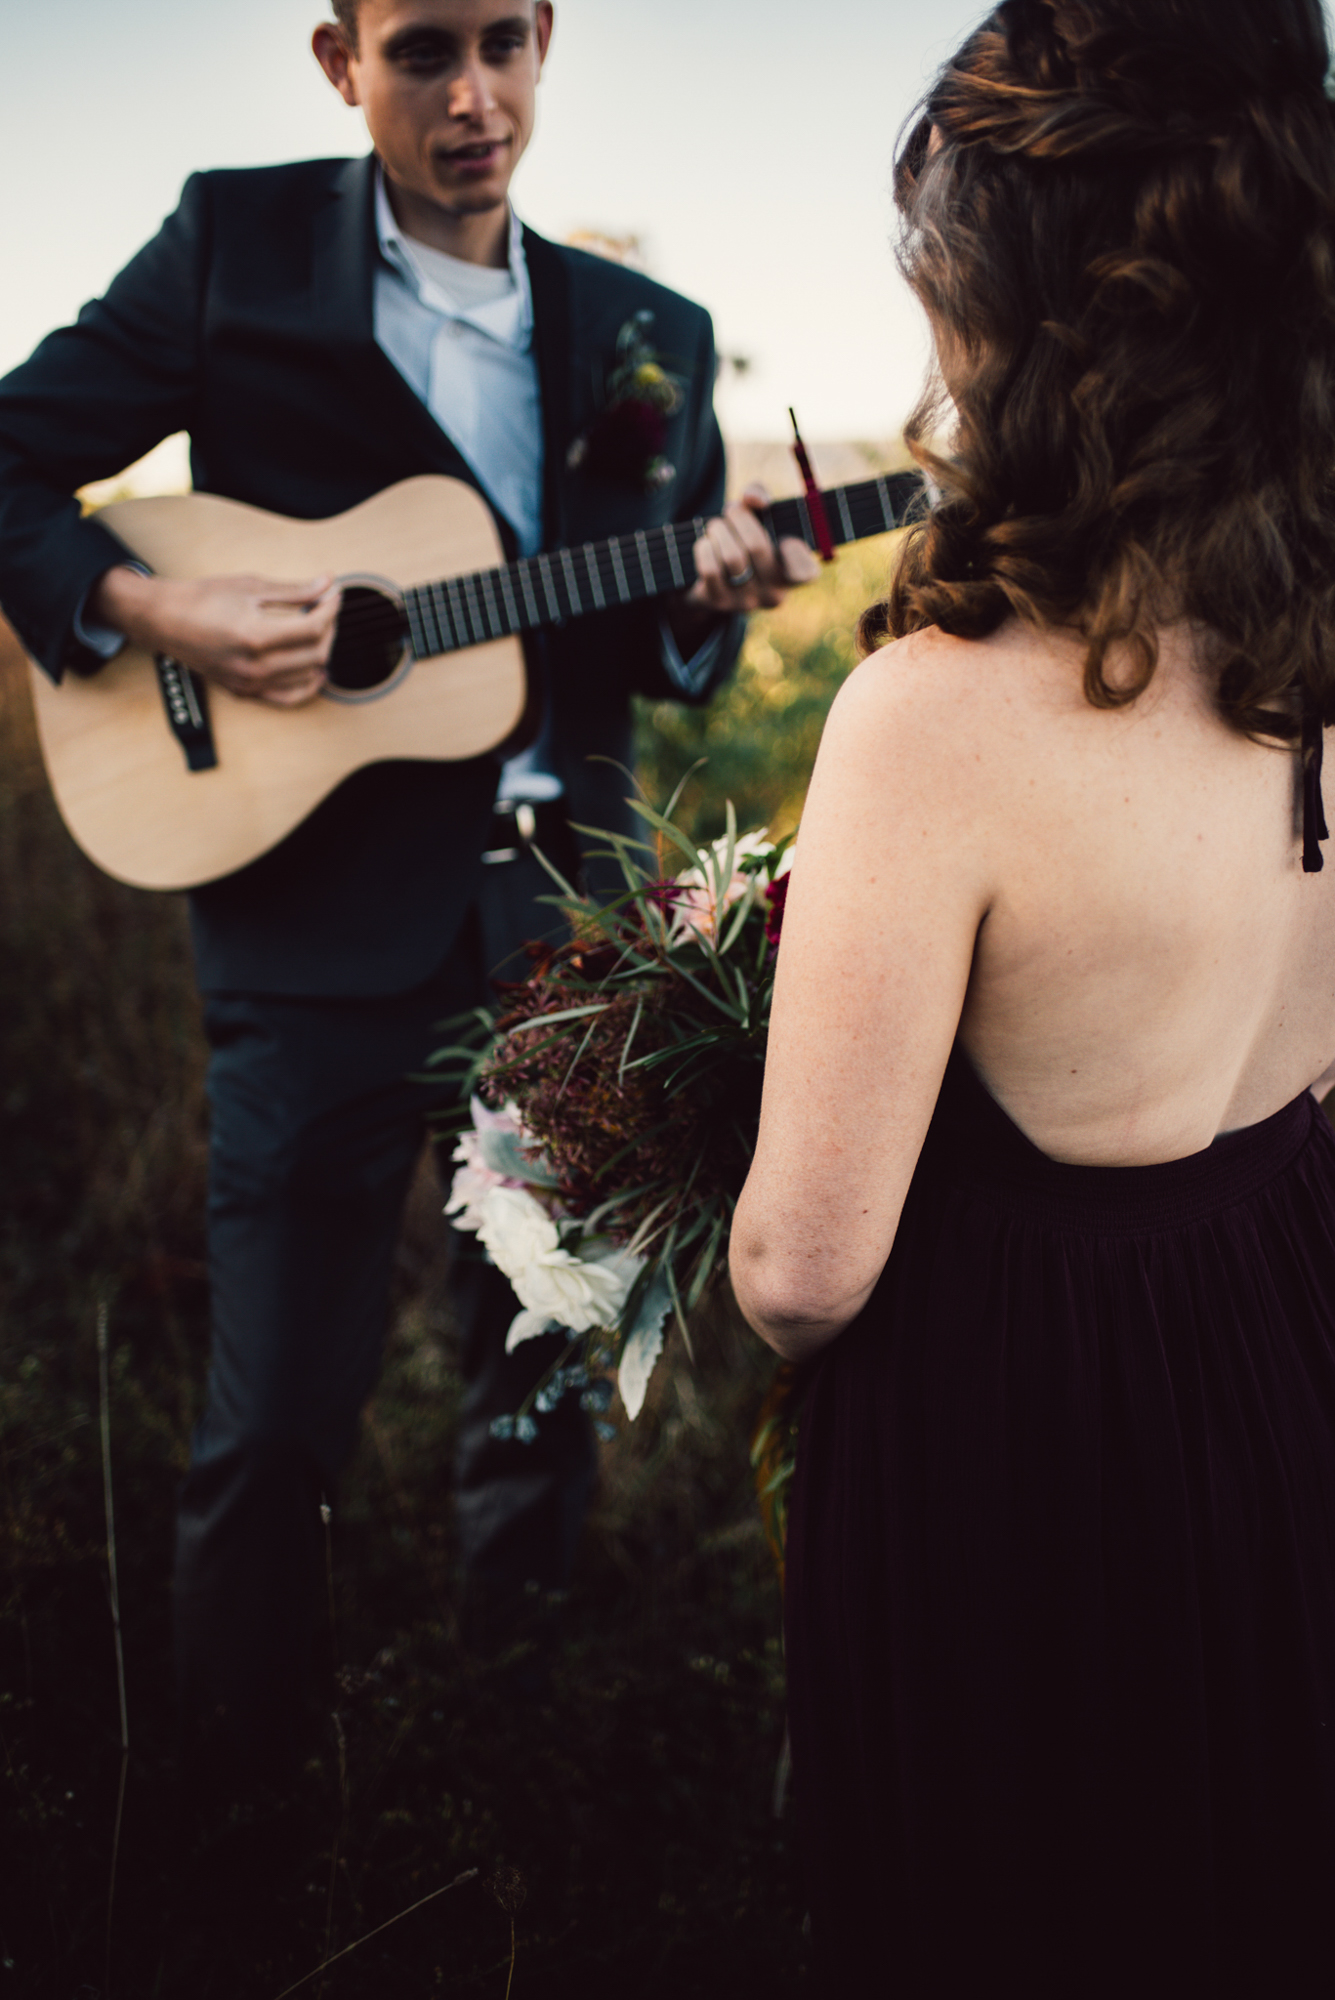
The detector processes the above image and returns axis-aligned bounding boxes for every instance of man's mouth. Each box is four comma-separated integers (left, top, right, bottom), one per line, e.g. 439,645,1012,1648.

441,139,507,168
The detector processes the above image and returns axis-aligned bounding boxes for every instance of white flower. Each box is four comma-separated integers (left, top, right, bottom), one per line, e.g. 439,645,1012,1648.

475,1186,561,1279
511,1242,641,1335
475,1191,640,1335
505,1308,562,1350
672,828,780,941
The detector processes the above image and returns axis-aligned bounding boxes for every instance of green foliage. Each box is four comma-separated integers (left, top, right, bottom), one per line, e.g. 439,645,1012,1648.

635,529,904,843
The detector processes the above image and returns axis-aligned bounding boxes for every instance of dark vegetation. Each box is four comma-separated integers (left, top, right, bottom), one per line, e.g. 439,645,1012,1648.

0,539,897,1999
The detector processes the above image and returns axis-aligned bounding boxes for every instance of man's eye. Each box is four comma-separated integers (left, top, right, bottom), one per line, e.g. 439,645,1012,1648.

395,42,452,71
482,34,527,59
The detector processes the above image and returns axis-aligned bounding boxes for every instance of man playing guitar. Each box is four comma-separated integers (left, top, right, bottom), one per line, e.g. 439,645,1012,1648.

0,0,814,1777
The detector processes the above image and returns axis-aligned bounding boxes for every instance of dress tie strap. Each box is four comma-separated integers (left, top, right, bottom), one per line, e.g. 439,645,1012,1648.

1303,695,1328,874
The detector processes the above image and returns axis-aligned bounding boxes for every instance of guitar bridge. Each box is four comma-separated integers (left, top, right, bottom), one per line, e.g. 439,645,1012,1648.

155,655,218,772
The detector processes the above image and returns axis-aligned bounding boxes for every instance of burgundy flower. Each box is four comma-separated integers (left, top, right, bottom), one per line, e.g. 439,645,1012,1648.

644,878,684,922
567,398,668,488
764,873,789,948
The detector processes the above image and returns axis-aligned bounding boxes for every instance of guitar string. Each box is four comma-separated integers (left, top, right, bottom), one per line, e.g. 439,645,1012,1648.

324,477,923,658
325,478,918,640
328,474,920,637
326,497,917,662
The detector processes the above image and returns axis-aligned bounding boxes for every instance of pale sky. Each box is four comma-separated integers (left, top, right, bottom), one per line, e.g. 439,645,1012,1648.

1,0,987,451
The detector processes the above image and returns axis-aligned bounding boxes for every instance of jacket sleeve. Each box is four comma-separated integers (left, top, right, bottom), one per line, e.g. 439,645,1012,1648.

0,174,210,681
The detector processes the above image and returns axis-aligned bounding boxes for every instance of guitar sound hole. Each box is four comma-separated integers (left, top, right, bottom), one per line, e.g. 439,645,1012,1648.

326,585,409,692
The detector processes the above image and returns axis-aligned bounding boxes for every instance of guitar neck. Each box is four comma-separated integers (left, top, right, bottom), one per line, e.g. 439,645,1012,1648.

399,470,925,660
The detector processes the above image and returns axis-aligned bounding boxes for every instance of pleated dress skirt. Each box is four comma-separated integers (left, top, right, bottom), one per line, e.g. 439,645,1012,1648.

785,1051,1335,1997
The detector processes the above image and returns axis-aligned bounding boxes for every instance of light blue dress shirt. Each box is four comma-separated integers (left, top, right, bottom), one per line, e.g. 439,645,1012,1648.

372,170,724,803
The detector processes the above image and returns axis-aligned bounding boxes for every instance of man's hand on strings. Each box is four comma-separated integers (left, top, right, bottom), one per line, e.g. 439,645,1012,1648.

687,482,821,617
88,566,342,708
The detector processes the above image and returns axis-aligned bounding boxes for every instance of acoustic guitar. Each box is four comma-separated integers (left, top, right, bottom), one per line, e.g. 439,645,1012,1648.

28,468,923,892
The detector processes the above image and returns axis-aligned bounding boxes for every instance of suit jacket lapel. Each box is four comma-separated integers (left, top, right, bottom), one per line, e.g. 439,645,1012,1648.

312,153,513,539
523,227,576,548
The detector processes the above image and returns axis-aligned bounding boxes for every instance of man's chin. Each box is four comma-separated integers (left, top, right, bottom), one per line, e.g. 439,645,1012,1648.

427,181,510,219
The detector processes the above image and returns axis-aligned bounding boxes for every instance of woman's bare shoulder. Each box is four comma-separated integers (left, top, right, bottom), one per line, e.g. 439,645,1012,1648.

825,621,1072,776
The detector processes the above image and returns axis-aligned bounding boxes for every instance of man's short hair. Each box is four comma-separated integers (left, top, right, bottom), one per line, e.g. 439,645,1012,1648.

331,0,360,51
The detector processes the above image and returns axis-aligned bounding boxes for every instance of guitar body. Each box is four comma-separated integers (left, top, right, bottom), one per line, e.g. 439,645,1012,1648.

28,475,525,890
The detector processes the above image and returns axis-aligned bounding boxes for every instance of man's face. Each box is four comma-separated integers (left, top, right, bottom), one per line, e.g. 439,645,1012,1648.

318,0,553,221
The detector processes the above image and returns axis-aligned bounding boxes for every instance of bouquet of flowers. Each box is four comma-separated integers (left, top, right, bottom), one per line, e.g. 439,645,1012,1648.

438,787,793,1432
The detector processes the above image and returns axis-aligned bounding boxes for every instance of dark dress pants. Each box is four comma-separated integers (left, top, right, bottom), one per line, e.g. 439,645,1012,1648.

173,852,593,1772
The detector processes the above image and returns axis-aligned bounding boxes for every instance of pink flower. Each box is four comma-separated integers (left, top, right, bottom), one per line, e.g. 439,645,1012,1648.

444,1097,531,1232
671,830,782,942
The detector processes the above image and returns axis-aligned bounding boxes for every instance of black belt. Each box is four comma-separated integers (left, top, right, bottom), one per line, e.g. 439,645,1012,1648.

481,797,570,866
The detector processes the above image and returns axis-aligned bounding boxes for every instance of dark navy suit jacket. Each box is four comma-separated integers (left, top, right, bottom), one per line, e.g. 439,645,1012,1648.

0,155,740,994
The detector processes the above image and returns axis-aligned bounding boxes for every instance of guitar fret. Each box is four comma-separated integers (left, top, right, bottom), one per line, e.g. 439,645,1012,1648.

462,573,485,642
517,558,541,628
634,530,657,595
446,576,470,646
498,563,521,634
427,584,453,656
874,475,894,531
403,591,430,661
582,544,605,610
764,499,798,543
609,536,632,603
537,552,562,622
560,548,583,616
665,527,688,591
479,569,502,638
428,581,455,650
835,486,855,545
796,495,814,547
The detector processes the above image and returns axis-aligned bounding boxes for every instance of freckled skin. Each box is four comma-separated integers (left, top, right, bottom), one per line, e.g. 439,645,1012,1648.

732,619,1335,1359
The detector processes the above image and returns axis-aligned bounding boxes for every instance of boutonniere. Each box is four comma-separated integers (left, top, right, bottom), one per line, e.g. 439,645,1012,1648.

566,311,684,493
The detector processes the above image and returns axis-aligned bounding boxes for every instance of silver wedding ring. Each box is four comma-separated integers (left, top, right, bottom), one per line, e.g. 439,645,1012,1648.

726,562,755,588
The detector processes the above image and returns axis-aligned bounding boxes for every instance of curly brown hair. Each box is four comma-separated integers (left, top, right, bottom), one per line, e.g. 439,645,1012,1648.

863,0,1335,735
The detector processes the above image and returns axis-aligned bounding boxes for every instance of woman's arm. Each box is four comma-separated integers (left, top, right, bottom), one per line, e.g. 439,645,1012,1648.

729,631,997,1360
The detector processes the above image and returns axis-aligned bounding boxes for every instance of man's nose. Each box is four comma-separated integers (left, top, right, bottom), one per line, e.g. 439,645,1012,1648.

446,58,497,120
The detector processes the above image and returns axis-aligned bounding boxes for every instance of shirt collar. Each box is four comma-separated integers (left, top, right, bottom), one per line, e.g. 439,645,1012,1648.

374,162,533,351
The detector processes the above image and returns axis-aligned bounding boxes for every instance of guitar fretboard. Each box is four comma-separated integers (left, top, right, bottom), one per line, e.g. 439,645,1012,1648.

398,471,924,660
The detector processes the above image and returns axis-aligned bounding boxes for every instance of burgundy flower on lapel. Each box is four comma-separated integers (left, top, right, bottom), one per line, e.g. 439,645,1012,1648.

566,311,684,494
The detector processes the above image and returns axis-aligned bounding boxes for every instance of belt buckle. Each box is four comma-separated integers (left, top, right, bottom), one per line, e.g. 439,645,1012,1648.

482,799,539,865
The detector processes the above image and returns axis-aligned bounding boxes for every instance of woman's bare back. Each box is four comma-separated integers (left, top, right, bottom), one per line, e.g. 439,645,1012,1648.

734,617,1335,1354
955,620,1335,1165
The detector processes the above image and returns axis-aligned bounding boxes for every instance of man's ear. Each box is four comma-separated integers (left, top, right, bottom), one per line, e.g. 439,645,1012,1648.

534,3,554,75
312,23,361,107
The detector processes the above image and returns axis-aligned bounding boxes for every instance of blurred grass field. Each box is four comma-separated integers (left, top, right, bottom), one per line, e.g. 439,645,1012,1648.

0,527,899,1998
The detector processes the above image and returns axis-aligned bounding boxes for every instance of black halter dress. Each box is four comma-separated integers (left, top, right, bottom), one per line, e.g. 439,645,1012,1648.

784,761,1335,1997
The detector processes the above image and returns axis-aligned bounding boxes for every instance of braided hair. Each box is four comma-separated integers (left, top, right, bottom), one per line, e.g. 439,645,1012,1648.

864,0,1335,736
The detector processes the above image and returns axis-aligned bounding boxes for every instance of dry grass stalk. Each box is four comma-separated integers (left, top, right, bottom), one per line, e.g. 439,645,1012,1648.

269,1868,479,2000
488,1865,528,2000
97,1296,130,1998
